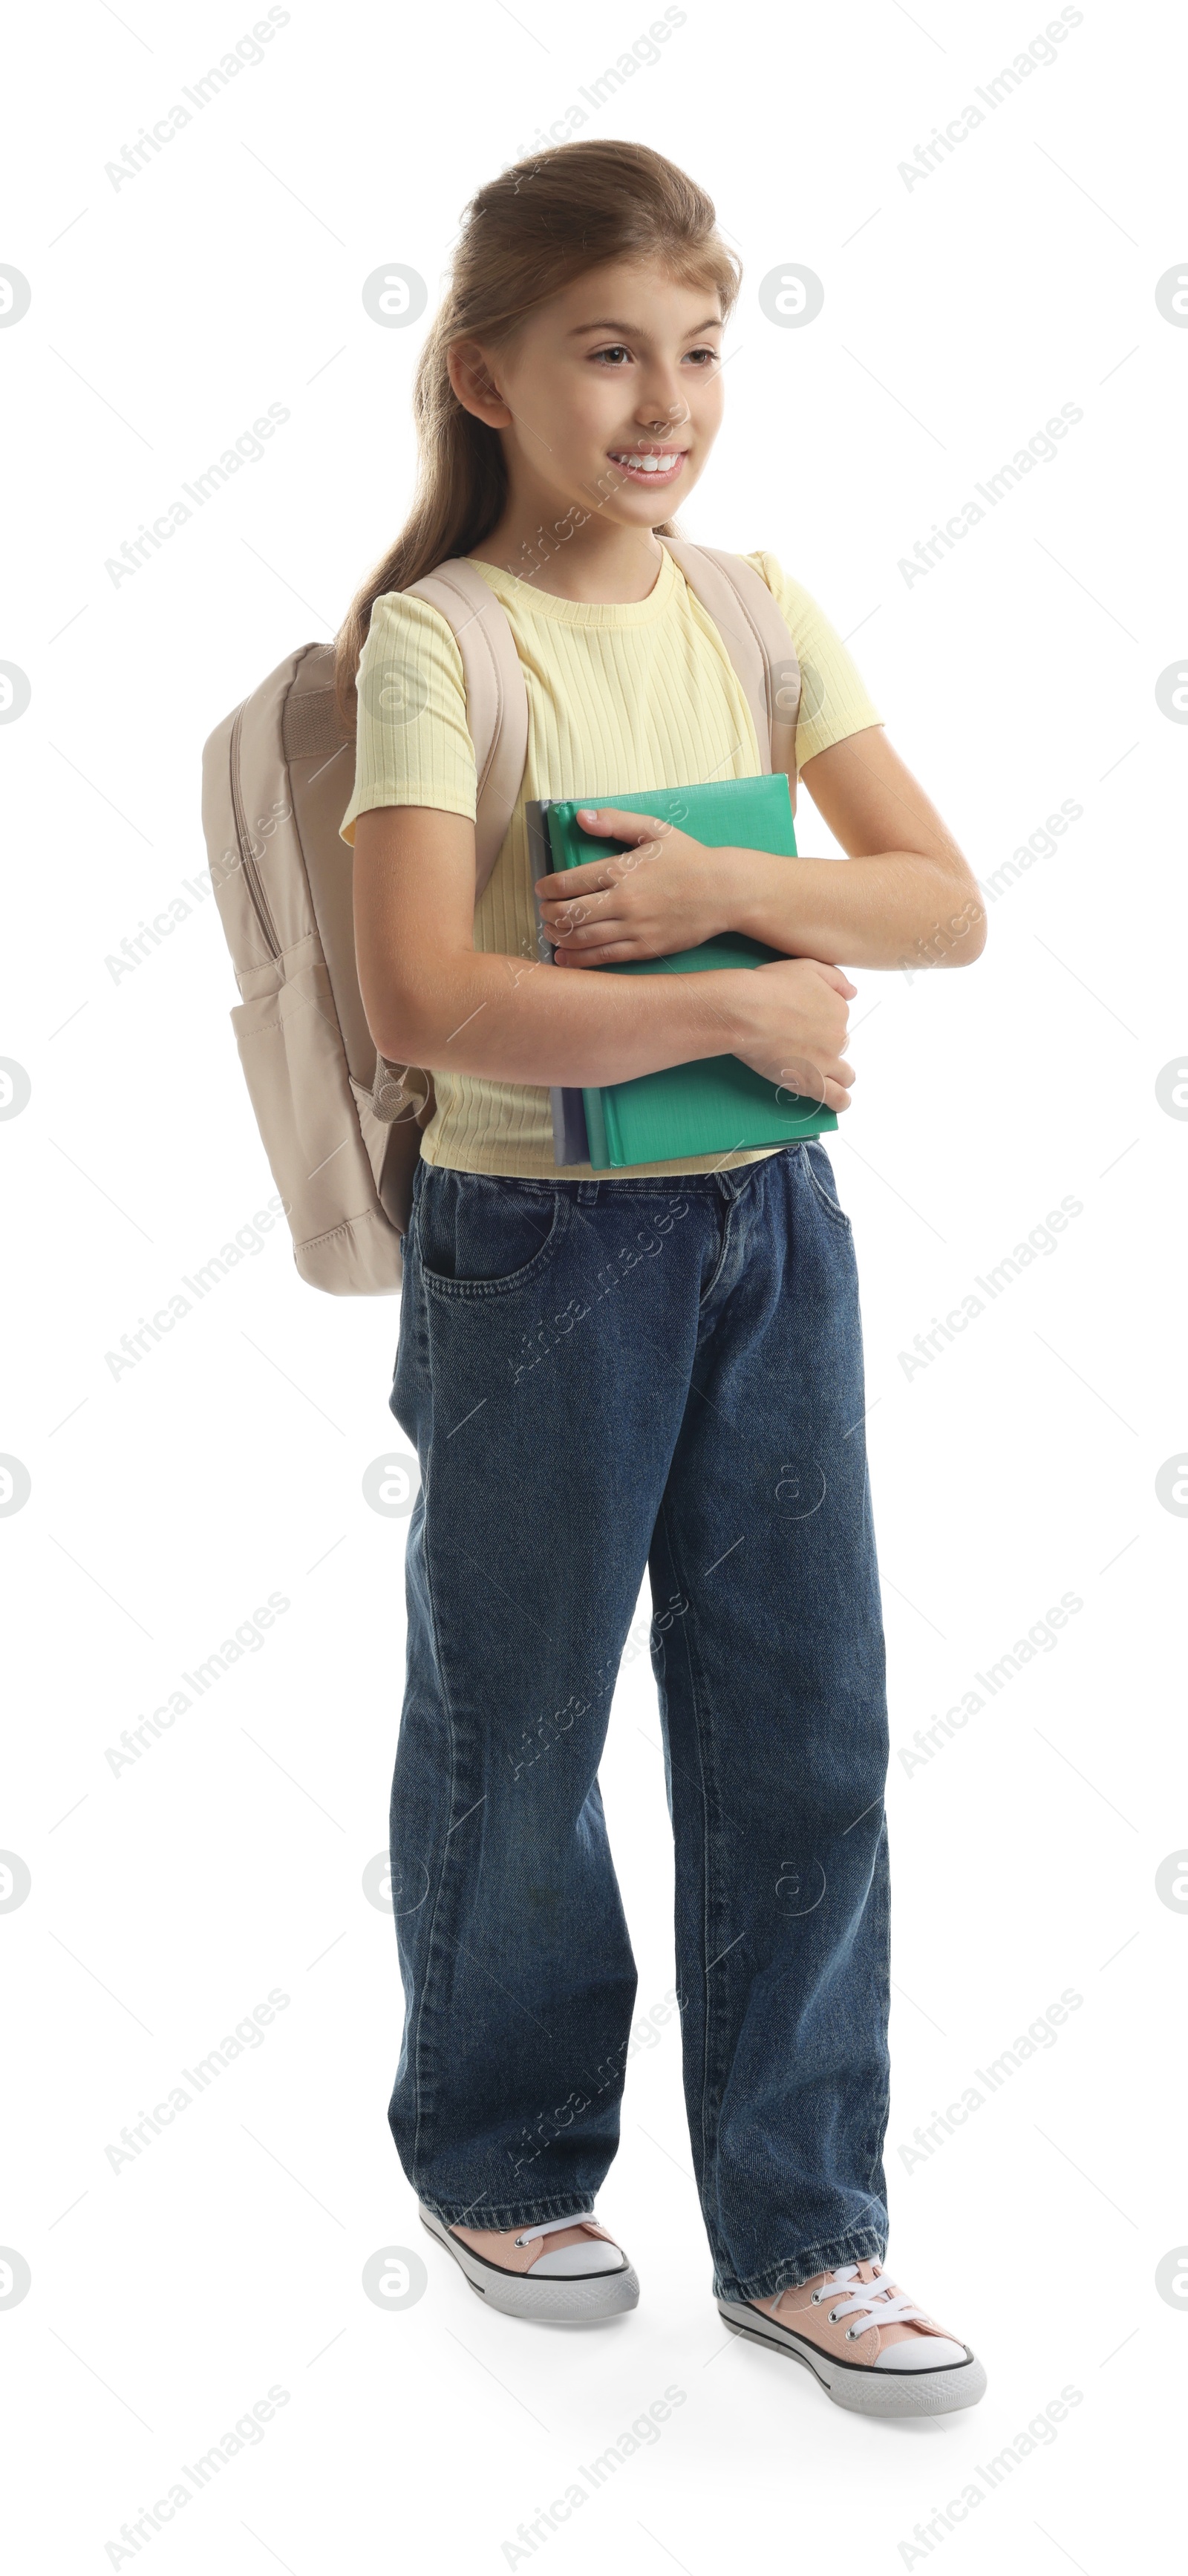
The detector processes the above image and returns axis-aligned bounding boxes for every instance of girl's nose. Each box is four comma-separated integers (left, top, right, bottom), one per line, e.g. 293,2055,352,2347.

635,394,688,430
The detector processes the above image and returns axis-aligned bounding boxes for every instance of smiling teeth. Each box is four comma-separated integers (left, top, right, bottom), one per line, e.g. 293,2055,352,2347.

611,451,681,472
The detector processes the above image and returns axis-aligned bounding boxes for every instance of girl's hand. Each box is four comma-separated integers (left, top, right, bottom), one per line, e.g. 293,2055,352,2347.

726,958,858,1113
536,806,746,965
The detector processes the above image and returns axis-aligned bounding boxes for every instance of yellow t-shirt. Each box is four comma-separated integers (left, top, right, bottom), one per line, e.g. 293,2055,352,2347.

339,545,882,1179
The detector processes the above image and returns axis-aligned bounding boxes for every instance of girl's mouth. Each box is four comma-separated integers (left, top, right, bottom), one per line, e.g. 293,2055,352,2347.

607,448,688,486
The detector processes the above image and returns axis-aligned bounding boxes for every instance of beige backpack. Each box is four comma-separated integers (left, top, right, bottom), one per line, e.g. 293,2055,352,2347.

200,541,802,1294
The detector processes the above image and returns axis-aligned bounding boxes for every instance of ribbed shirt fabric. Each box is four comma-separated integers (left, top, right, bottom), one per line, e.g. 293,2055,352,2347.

339,545,882,1179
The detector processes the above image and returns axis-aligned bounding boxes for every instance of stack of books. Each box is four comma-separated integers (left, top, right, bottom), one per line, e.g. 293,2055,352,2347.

527,773,838,1168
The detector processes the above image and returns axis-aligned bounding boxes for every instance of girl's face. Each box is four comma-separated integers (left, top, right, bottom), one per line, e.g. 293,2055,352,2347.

454,257,725,532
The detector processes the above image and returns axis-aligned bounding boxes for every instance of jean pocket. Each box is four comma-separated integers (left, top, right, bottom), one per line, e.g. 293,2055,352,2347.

803,1140,852,1230
415,1171,571,1297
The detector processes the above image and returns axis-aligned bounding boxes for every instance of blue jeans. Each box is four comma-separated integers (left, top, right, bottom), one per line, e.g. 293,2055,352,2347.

387,1141,890,2305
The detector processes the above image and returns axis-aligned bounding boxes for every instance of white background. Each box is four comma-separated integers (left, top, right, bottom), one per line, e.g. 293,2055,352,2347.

2,0,1185,2568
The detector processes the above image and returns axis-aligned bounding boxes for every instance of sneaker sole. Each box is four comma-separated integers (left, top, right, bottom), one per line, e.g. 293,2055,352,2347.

716,2298,988,2416
419,2205,639,2322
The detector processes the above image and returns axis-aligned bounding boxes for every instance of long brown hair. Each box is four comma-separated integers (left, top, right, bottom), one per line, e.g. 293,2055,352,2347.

334,139,742,724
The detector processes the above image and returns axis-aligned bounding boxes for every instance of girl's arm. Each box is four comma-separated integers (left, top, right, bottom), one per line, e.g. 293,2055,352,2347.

537,728,987,974
353,804,858,1110
744,728,985,969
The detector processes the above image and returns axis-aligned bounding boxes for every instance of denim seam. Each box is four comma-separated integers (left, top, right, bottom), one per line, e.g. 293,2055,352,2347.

407,1272,462,2194
860,1816,893,2213
423,2190,597,2232
720,2223,890,2306
802,1145,852,1231
696,1187,737,1314
655,1493,733,2273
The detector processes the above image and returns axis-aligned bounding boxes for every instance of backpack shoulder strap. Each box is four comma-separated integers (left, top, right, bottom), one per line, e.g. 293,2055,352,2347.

405,558,527,897
659,539,801,811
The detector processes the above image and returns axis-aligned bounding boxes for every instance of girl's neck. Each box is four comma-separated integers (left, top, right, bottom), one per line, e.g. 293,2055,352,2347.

468,512,668,606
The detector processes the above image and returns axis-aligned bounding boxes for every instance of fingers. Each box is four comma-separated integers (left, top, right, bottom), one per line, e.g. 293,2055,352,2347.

773,1053,855,1112
548,907,633,948
812,961,858,1000
553,942,638,968
574,806,663,843
535,854,630,899
791,1072,853,1113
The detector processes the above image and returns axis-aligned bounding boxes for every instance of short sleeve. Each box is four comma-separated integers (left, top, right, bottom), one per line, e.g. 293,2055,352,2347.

338,590,478,845
743,552,884,772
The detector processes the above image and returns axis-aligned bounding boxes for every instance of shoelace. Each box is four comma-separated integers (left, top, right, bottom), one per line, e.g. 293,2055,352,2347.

515,2214,596,2249
792,2263,930,2341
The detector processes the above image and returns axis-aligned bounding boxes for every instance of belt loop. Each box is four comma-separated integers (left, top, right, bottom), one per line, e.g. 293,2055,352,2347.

577,1178,600,1204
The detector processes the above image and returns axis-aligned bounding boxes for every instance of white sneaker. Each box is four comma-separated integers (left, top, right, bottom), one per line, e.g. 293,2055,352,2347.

420,2205,639,2321
717,2258,987,2415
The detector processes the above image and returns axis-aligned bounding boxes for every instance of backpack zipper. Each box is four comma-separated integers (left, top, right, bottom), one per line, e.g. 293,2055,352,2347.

229,702,281,959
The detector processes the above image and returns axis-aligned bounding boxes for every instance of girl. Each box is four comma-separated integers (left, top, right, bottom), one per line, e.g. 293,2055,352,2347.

338,140,987,2416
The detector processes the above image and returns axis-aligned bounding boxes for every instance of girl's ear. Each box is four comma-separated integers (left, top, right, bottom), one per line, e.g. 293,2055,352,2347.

448,340,512,428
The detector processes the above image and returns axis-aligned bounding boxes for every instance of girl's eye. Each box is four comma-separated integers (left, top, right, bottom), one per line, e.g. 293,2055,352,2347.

589,343,721,368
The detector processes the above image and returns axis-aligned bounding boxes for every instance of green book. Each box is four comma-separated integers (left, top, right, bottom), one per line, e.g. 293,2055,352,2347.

529,774,837,1170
